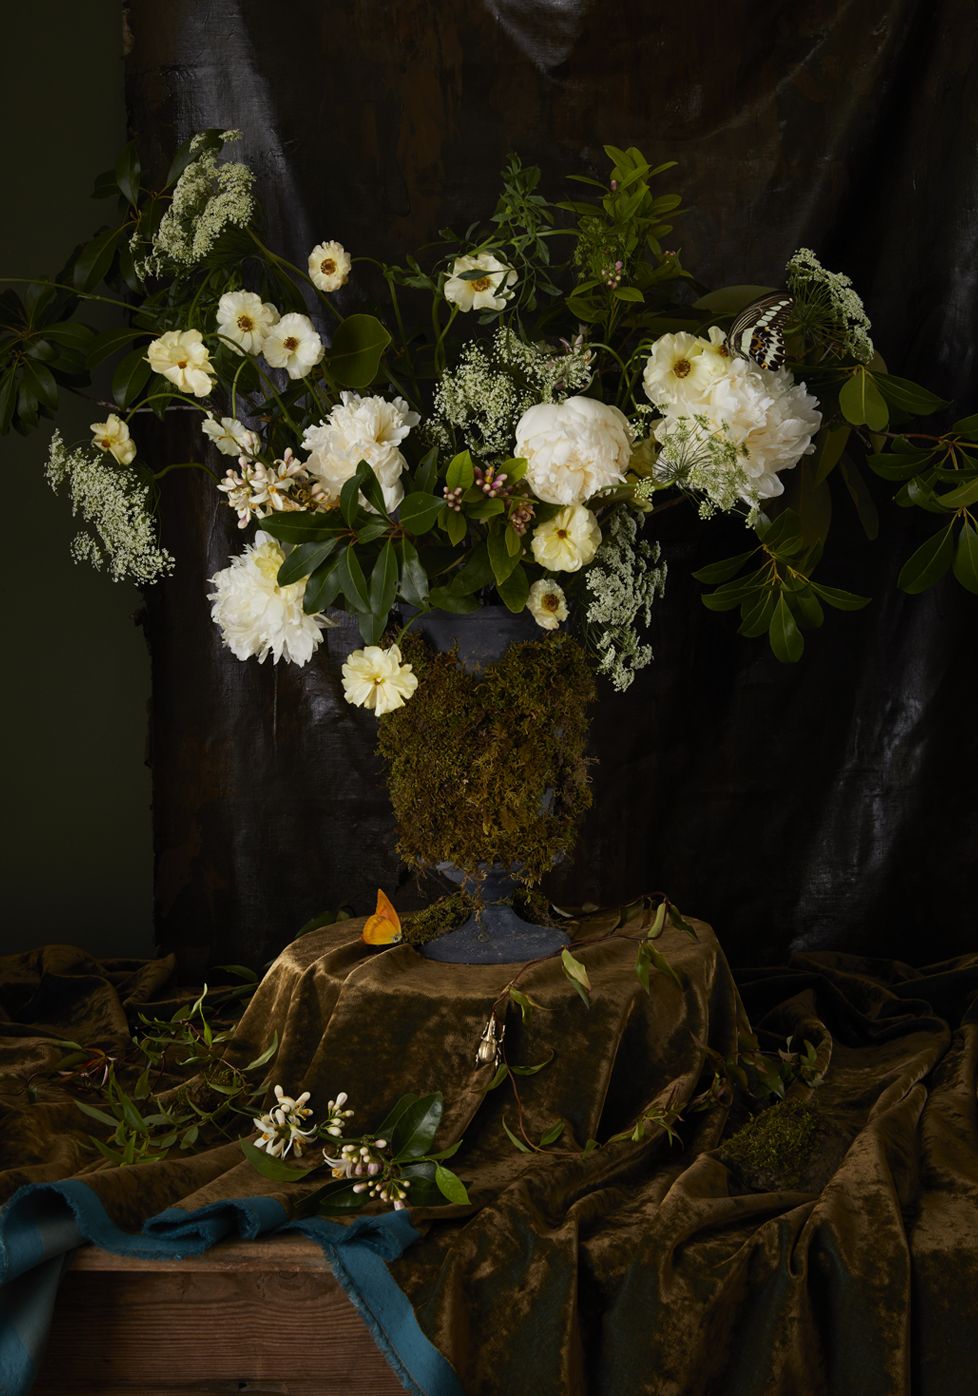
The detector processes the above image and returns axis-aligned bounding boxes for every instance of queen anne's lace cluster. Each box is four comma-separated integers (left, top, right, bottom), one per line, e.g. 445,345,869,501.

44,431,174,585
584,506,667,691
786,247,875,364
136,131,255,279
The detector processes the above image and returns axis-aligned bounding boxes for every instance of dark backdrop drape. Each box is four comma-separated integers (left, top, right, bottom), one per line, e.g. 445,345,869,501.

124,0,978,975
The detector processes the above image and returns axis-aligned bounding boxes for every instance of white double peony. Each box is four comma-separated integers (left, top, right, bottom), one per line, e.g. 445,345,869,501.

342,644,418,715
444,253,517,313
146,328,215,398
644,329,822,503
514,396,632,506
302,392,421,513
308,240,351,293
90,412,136,466
531,504,602,573
209,532,330,666
215,290,280,355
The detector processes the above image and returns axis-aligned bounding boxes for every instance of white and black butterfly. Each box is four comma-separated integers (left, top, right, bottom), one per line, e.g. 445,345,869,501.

726,294,794,371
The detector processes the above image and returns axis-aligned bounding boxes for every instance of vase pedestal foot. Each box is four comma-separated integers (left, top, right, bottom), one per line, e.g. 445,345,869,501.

420,905,569,964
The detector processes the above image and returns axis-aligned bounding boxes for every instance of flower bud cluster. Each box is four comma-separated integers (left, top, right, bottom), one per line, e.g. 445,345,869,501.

443,485,464,512
322,1091,355,1138
474,465,509,498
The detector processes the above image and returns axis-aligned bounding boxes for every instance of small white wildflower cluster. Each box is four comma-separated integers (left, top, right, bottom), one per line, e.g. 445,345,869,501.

302,392,420,513
44,431,174,585
643,328,821,517
786,247,874,364
430,327,593,459
585,506,667,692
209,532,331,665
253,1084,316,1159
137,131,255,279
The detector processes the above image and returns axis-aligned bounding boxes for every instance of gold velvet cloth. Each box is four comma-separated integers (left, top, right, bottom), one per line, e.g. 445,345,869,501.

2,917,978,1395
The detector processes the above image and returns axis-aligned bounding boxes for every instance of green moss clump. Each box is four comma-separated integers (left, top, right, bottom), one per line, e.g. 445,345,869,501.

402,891,477,947
718,1098,823,1192
378,632,595,885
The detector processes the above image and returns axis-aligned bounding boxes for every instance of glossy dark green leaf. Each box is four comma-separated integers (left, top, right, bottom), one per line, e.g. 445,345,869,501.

369,539,399,618
838,458,880,540
433,1164,470,1204
239,1139,309,1182
691,285,776,315
897,524,955,594
502,1119,532,1153
0,369,18,434
115,140,142,206
787,588,824,630
398,537,429,606
488,523,521,585
356,516,390,543
72,224,127,292
538,1121,565,1146
413,447,438,495
376,1092,421,1139
839,369,889,432
952,520,978,594
21,358,57,412
691,549,756,585
497,563,529,613
938,476,978,509
446,450,474,491
737,590,776,637
276,537,340,587
444,508,468,545
327,313,392,388
454,542,494,595
808,582,871,611
952,412,978,437
768,594,804,663
111,347,151,408
812,424,851,486
428,585,480,614
336,545,370,610
88,326,147,368
613,285,644,303
873,373,949,417
391,1093,444,1160
260,511,346,545
399,491,445,536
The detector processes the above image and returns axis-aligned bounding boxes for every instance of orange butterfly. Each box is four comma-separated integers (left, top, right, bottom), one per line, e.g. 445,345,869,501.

362,888,403,946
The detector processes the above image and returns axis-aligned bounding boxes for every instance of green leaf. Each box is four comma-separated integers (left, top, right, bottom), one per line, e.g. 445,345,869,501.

0,369,18,435
644,943,681,987
502,1119,532,1153
428,585,480,614
691,549,756,585
73,224,127,292
433,1163,470,1204
376,1093,421,1138
21,359,57,412
399,537,429,606
414,448,438,495
486,1063,510,1091
561,947,591,1007
508,987,543,1022
369,539,399,618
340,462,369,526
274,530,339,580
115,140,142,205
112,348,151,409
399,491,446,536
391,1092,444,1160
666,904,698,938
788,588,824,630
444,508,468,545
838,459,880,540
497,563,529,613
239,1138,309,1182
645,901,667,940
755,508,803,553
691,285,776,315
613,286,645,304
538,1121,565,1146
768,594,804,663
453,543,494,594
737,591,776,637
839,369,889,432
74,1100,119,1129
446,450,475,491
898,524,955,594
336,546,370,610
952,412,978,437
812,424,851,486
326,314,392,389
511,1053,555,1077
938,476,978,509
303,556,343,614
873,373,949,417
952,521,978,594
244,1031,279,1072
488,523,521,585
808,582,871,611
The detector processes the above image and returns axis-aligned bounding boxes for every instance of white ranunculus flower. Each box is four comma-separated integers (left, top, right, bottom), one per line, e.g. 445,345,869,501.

302,391,420,513
90,412,136,466
641,330,726,413
701,357,821,498
515,396,632,506
146,328,215,397
208,532,330,665
308,240,352,292
527,578,569,630
263,312,325,380
530,505,602,573
215,290,280,355
443,253,517,313
201,414,261,458
342,644,419,716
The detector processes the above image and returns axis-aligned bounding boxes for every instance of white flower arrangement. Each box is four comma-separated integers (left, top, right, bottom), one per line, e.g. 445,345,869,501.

209,533,331,665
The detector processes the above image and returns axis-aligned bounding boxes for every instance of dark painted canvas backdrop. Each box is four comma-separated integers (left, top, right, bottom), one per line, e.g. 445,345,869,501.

123,0,978,974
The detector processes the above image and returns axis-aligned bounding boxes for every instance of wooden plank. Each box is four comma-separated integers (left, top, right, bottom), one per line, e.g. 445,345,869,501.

33,1237,406,1395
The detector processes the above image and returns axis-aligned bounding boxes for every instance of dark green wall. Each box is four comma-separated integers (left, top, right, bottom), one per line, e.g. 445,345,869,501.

0,6,154,957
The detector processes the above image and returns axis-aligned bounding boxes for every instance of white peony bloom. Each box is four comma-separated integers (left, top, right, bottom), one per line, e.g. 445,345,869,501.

201,414,261,457
641,330,726,413
308,240,352,292
443,253,517,313
342,644,419,716
215,290,280,355
90,413,136,466
302,392,420,513
262,312,325,380
209,532,330,665
530,504,602,573
146,328,215,397
527,578,568,630
515,396,632,506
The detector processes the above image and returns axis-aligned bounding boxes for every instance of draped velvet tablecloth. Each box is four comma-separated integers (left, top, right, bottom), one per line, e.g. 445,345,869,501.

2,916,978,1394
